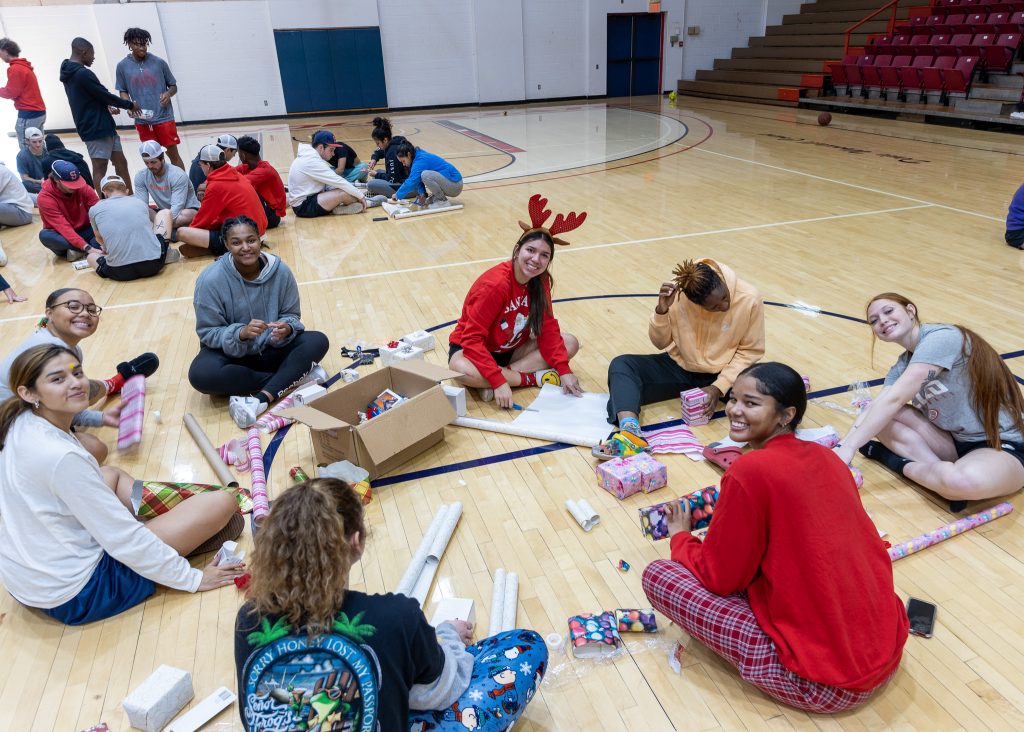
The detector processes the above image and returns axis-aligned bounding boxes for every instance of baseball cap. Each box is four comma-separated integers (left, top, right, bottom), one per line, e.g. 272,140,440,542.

24,127,43,140
199,144,224,162
138,140,166,159
236,136,261,155
99,174,126,191
216,134,238,150
51,160,87,189
311,130,340,147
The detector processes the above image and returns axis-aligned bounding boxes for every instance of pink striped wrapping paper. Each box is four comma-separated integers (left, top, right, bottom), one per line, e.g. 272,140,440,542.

116,375,145,450
256,396,295,434
246,427,270,526
642,425,705,456
218,437,250,472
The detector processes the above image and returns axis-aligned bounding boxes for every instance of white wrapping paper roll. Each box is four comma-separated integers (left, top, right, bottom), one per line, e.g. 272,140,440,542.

396,505,449,598
453,416,601,448
565,499,600,531
501,572,518,632
489,568,506,637
411,501,463,604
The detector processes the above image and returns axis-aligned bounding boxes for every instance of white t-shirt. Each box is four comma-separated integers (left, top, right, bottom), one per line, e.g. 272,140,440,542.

0,412,201,608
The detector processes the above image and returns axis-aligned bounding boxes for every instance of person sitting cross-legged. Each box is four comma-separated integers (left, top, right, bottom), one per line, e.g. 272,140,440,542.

0,161,34,228
37,160,100,262
287,130,366,218
15,125,46,194
134,140,198,229
235,135,285,230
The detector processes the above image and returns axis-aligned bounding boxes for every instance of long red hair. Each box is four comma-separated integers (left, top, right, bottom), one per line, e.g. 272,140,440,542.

867,293,1024,448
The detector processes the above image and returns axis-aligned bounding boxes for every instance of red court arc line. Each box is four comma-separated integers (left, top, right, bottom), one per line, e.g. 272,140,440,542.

434,119,527,153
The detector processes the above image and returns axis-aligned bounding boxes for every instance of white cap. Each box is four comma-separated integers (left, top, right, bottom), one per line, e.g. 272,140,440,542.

199,144,223,162
100,174,126,191
138,140,167,159
216,134,238,150
24,127,43,140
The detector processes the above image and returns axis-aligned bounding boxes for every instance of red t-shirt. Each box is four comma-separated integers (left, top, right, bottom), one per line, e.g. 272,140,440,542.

237,160,286,217
671,433,908,691
449,260,570,388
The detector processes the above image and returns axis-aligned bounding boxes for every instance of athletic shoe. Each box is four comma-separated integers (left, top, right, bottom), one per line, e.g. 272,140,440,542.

535,369,561,387
291,362,329,391
65,249,86,263
332,201,363,216
0,240,7,267
427,198,453,210
164,247,181,264
477,387,494,402
117,352,160,381
229,395,267,429
365,195,388,208
187,512,245,557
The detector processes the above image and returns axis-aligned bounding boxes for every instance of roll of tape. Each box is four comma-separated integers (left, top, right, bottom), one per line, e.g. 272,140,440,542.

545,632,564,650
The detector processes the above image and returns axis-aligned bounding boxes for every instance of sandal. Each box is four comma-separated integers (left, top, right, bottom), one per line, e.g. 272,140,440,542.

592,430,650,461
702,442,744,471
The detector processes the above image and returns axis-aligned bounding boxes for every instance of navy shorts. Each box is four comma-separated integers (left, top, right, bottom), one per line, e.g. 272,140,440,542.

448,342,515,368
41,552,155,625
954,438,1024,470
293,193,330,219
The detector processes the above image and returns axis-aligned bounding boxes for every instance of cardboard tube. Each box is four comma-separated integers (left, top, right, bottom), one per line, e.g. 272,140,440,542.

489,568,506,636
453,416,601,448
184,413,238,487
566,499,599,532
396,505,450,598
246,427,270,527
577,499,599,529
501,571,518,632
888,502,1013,561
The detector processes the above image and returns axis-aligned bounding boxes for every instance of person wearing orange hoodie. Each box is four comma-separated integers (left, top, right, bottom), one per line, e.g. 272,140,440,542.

0,38,46,149
175,144,267,257
599,258,764,456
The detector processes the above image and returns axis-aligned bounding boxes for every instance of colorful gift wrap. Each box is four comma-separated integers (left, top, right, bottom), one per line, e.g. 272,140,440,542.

887,501,1013,561
849,464,864,489
289,466,310,483
639,486,720,540
680,387,710,426
366,388,404,420
596,457,643,500
138,481,252,518
256,395,295,434
568,612,620,657
626,452,668,493
353,479,373,505
116,375,145,450
615,608,658,633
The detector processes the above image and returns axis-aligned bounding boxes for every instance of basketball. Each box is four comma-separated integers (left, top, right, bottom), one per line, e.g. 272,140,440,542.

818,111,832,126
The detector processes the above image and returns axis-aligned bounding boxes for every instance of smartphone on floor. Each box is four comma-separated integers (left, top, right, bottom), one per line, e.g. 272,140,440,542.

906,597,937,638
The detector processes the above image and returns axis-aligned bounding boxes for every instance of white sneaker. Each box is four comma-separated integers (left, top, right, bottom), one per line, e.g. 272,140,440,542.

0,239,6,267
288,362,329,392
331,202,363,215
229,395,267,429
477,387,494,402
164,247,181,264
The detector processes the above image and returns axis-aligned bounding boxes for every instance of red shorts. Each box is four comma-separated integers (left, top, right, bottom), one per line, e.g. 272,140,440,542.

136,120,180,147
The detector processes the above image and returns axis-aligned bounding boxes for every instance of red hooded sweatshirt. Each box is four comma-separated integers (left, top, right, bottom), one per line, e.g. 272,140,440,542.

237,160,286,217
0,58,46,112
191,164,267,234
37,178,98,250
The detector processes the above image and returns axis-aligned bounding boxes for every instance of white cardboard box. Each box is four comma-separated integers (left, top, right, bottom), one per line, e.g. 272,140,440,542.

293,383,327,405
380,343,425,367
123,665,194,732
402,330,437,351
442,385,467,417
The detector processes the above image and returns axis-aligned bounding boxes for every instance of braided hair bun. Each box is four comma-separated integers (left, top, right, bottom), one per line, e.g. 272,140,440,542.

672,260,724,305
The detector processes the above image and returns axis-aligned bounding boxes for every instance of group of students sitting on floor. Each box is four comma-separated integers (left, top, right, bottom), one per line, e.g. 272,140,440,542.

1,189,1022,727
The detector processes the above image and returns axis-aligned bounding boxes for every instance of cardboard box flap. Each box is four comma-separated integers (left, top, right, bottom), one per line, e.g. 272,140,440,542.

390,360,462,382
278,406,350,431
357,387,455,464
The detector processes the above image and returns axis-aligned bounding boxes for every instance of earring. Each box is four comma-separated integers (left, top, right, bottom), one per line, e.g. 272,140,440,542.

33,401,39,409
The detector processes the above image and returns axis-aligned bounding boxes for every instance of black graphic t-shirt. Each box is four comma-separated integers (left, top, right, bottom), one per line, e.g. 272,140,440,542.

328,143,358,173
235,591,445,732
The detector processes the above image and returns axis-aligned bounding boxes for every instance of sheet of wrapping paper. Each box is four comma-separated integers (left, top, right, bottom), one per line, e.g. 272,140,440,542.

246,427,269,526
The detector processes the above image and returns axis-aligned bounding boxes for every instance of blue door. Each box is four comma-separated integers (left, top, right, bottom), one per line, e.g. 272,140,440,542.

607,13,664,96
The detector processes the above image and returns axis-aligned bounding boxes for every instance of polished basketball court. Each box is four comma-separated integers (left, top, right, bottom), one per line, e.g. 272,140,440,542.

0,95,1022,730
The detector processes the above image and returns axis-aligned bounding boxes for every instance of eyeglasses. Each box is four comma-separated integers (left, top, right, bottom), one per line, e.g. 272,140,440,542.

54,300,102,317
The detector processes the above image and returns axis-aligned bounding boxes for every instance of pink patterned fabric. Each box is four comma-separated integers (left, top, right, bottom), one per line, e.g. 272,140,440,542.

642,560,888,713
642,425,705,456
116,375,145,450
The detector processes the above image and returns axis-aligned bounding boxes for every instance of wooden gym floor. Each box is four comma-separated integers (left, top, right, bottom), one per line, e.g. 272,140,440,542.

1,95,1023,731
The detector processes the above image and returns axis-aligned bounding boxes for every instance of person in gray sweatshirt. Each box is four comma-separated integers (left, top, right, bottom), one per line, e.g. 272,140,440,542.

188,215,329,428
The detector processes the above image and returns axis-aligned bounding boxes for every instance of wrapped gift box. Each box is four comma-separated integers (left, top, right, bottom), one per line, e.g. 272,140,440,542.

627,452,668,493
596,457,643,499
680,387,710,426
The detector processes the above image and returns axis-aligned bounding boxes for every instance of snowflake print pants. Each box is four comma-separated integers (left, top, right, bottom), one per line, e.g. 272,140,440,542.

409,629,548,731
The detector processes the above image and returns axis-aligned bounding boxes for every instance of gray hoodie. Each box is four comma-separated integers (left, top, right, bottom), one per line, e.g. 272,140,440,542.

193,252,304,358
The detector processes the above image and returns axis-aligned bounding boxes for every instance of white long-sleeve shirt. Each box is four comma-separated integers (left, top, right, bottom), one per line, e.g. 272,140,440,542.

0,412,202,608
286,143,363,207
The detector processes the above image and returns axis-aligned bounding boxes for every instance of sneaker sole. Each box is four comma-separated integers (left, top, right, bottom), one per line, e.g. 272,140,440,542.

229,402,258,429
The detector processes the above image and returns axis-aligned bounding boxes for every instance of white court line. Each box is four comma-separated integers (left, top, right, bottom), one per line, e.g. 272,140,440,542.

0,202,935,324
692,146,1003,222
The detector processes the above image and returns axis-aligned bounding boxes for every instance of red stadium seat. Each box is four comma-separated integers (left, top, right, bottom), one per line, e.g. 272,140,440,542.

879,54,914,99
900,33,932,55
845,55,875,94
997,10,1024,33
986,32,1023,71
921,55,957,97
941,54,981,97
900,55,938,100
828,55,859,95
862,55,893,97
938,32,979,54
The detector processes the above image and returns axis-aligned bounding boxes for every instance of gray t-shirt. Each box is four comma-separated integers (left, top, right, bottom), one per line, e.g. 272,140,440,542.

134,163,199,217
16,147,46,182
884,323,1024,443
89,195,161,267
114,53,177,125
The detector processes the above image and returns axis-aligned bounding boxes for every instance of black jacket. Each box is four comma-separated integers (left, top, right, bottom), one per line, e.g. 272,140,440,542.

59,60,134,142
42,134,94,188
372,135,409,184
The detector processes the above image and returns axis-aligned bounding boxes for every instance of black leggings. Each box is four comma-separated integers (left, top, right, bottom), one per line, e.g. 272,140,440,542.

188,330,329,399
606,352,717,424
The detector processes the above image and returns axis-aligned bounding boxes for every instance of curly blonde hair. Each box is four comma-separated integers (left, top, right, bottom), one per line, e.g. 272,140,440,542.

247,478,367,634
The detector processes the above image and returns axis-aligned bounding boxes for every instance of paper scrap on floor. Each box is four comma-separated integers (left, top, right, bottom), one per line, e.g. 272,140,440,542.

511,383,611,445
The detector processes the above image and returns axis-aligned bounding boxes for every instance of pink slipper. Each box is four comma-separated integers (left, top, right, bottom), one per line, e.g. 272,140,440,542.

702,444,744,471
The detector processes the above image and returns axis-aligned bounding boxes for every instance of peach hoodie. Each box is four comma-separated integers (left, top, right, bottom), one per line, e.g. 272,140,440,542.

648,260,765,394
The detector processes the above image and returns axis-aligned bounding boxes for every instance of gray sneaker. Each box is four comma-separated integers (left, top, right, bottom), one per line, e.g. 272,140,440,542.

0,239,6,267
332,201,364,216
65,249,86,263
229,395,267,429
365,195,388,208
293,362,329,390
164,247,181,264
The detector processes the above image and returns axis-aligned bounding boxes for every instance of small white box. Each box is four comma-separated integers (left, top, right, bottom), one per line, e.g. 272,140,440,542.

123,665,194,732
402,330,436,351
443,385,467,417
380,343,424,367
430,597,476,627
214,540,245,566
165,686,236,732
293,383,327,405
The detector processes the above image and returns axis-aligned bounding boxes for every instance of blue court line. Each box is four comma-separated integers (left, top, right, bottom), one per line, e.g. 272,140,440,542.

263,296,1024,484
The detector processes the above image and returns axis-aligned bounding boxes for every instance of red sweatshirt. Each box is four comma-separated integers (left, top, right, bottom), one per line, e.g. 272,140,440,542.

0,58,45,112
671,433,908,691
237,160,286,217
191,164,267,234
450,260,571,388
37,179,98,250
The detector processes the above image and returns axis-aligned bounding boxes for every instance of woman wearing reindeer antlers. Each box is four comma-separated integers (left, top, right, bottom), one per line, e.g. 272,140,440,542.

596,259,765,459
448,194,585,409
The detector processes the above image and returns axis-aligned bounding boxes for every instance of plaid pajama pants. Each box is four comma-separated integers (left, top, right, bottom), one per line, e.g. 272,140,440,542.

642,560,887,713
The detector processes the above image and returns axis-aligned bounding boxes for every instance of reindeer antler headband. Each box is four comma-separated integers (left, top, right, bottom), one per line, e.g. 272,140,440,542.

517,194,587,247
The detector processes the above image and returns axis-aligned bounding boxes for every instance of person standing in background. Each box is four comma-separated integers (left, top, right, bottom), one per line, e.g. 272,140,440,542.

0,38,46,149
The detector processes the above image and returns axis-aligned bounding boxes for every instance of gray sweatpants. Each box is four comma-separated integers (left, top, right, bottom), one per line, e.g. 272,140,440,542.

421,170,463,199
14,113,45,150
0,203,32,228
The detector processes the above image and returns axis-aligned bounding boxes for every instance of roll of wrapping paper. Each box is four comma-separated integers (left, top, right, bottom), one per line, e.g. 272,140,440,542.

256,396,295,434
183,413,238,487
453,416,601,448
411,501,464,604
396,505,451,598
289,466,310,483
888,502,1013,561
246,427,270,527
489,568,507,636
501,571,518,632
116,375,145,450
